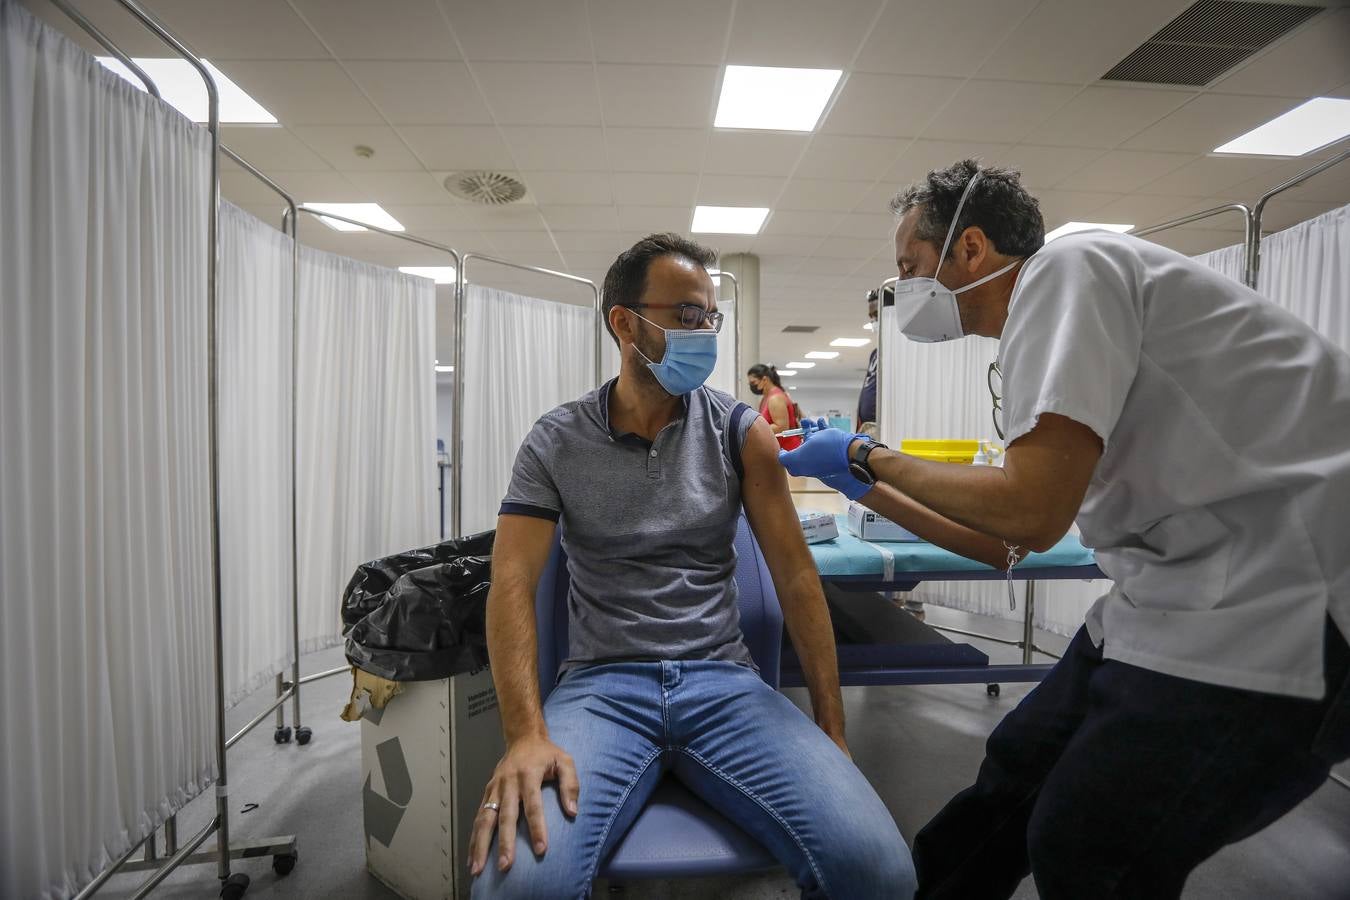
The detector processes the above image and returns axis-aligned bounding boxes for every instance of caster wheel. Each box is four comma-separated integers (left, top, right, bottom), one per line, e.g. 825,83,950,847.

986,683,1001,698
272,851,298,876
220,871,249,899
273,726,292,744
295,726,312,745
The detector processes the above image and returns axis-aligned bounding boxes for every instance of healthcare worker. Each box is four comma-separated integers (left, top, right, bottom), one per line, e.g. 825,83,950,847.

779,159,1350,900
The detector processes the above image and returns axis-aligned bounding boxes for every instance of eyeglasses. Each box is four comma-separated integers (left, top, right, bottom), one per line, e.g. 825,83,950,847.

632,303,725,333
987,360,1004,441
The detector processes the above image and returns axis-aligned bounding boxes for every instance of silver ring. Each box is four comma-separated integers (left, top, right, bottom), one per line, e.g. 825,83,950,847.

482,801,500,812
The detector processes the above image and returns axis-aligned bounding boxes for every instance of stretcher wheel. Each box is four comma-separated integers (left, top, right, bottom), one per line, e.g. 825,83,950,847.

273,726,292,744
272,850,298,876
220,872,249,899
986,683,1000,698
295,726,312,745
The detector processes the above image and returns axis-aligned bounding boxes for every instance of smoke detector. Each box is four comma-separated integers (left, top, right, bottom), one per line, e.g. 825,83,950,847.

443,171,527,206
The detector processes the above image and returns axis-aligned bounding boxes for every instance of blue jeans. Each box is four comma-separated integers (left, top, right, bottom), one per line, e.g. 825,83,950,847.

471,660,916,900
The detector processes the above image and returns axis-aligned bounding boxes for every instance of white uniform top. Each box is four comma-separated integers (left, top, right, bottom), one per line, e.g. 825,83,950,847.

1000,231,1350,699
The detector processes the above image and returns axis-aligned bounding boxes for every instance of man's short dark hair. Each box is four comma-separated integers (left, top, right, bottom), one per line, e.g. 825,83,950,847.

890,159,1044,260
602,233,717,345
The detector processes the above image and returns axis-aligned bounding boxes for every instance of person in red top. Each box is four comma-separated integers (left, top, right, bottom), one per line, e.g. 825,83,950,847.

747,364,802,450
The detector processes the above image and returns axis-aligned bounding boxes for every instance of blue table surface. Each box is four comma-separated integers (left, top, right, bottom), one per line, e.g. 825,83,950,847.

808,514,1096,578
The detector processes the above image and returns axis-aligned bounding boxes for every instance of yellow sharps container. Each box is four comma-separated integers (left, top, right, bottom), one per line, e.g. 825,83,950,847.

900,439,980,464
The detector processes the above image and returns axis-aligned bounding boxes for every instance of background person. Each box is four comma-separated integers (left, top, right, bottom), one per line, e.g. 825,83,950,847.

747,363,801,450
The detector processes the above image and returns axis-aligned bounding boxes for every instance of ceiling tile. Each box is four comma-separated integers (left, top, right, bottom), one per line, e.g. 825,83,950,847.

1090,193,1212,229
379,205,478,231
853,0,1039,79
220,126,332,171
1054,150,1196,194
797,256,866,277
455,205,549,232
833,212,896,240
1139,227,1247,258
499,127,608,171
291,125,425,171
223,61,381,125
442,0,592,62
882,139,1014,185
1137,155,1291,198
921,80,1080,143
695,174,786,207
1252,197,1343,233
612,173,699,206
762,210,845,235
147,0,331,59
485,230,563,254
521,172,614,206
398,126,513,170
978,0,1192,84
22,0,190,56
564,252,626,271
597,65,719,128
473,62,601,126
815,236,887,259
542,206,621,232
822,73,964,138
345,62,492,125
1121,93,1304,154
604,128,708,173
343,171,452,205
1032,86,1196,149
752,234,825,255
796,136,906,180
618,206,692,232
588,0,734,65
1000,145,1108,189
727,0,887,68
777,178,881,212
702,132,810,176
290,0,457,60
551,230,629,251
1033,189,1129,229
222,169,361,207
1211,9,1350,99
856,180,904,216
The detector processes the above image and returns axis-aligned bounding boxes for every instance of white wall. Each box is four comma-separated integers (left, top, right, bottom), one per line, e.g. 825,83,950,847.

784,383,864,428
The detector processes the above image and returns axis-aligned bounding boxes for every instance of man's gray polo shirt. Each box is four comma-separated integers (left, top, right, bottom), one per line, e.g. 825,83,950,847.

500,380,758,672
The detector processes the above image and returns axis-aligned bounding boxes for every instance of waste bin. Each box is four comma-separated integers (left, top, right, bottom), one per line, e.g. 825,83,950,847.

343,532,504,900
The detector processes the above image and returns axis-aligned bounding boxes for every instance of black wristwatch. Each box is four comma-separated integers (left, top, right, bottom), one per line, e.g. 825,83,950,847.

848,440,888,485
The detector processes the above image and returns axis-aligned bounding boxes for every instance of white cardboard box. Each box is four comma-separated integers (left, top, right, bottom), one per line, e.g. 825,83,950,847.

360,668,505,900
798,510,839,544
847,501,921,542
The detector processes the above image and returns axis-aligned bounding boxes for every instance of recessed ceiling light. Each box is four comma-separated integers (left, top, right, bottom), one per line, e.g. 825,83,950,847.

863,321,875,331
1214,97,1350,157
434,365,455,374
714,65,843,131
96,57,275,123
786,361,815,369
777,369,797,377
1044,222,1132,243
304,203,405,233
399,266,457,283
804,351,840,360
692,206,769,235
829,337,871,348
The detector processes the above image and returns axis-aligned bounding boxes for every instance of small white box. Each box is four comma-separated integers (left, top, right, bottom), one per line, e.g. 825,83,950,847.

847,502,921,542
360,668,505,900
797,510,839,544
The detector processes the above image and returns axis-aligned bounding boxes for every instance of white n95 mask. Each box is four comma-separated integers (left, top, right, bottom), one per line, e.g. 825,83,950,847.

894,170,1022,343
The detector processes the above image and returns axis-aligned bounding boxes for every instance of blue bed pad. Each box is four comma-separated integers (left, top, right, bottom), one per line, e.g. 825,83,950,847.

808,514,1097,580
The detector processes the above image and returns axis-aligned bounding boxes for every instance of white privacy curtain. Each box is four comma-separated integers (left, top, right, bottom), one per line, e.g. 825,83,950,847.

296,248,437,651
1192,242,1247,282
878,309,1107,634
1258,203,1350,353
1,3,216,896
706,296,738,396
462,287,598,534
219,202,294,706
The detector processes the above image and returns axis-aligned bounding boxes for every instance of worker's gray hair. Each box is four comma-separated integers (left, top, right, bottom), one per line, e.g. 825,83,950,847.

890,159,1045,259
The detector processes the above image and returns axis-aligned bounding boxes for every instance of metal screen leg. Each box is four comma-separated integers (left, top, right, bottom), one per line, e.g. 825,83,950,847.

1021,581,1037,665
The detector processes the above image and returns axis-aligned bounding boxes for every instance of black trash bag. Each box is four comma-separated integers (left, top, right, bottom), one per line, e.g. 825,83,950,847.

342,531,494,682
341,530,494,633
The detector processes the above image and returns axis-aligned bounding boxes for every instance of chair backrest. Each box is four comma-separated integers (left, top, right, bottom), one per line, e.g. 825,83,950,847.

534,515,785,700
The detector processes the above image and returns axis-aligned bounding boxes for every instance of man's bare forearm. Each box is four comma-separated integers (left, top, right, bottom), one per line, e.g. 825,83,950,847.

859,482,1021,569
777,568,845,734
485,577,548,746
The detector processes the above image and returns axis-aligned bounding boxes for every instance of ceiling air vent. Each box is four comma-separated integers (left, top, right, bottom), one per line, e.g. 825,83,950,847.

444,171,527,206
781,325,819,333
1101,0,1322,87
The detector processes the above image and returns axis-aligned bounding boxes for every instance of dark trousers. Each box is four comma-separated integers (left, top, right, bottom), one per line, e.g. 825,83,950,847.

914,620,1350,900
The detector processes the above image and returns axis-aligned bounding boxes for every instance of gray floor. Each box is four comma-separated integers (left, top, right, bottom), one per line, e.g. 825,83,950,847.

95,607,1350,900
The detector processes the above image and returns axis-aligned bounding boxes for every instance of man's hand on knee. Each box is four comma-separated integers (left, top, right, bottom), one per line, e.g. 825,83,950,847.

469,735,580,875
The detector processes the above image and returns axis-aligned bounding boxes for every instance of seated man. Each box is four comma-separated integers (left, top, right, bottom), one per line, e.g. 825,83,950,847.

468,233,915,900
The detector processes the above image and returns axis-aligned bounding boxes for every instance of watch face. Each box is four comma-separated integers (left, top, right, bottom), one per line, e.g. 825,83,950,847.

848,461,876,485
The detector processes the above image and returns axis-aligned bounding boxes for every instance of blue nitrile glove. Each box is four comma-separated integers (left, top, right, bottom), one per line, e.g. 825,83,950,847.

818,470,874,502
778,417,870,481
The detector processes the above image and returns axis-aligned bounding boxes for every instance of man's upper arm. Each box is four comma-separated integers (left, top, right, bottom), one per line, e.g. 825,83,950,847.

739,418,815,572
491,513,559,599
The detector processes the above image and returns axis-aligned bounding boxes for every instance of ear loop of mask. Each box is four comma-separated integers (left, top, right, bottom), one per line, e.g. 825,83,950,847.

935,170,983,276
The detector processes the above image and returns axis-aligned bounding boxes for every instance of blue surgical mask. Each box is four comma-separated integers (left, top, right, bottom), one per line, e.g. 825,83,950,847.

629,311,718,396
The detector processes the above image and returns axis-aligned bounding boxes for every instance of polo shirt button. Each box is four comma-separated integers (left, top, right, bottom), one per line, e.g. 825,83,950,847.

649,449,658,458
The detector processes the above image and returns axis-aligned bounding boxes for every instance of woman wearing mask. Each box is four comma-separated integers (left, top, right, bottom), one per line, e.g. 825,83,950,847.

747,364,802,450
